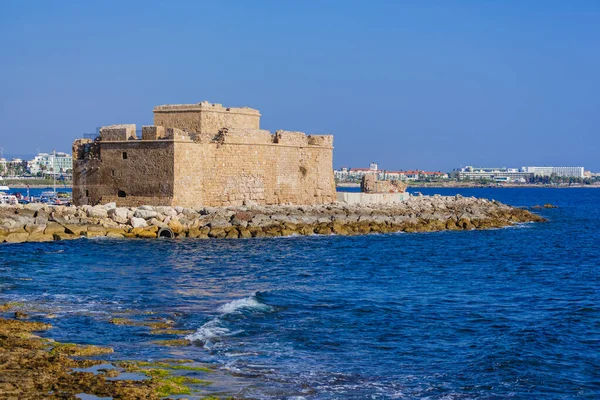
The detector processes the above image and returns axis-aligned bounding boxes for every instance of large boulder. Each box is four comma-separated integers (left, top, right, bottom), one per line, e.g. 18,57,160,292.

134,209,158,219
209,217,230,229
155,206,178,217
87,206,108,219
130,217,147,228
108,207,129,224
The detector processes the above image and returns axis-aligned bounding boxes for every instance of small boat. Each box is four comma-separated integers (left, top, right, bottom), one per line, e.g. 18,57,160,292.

0,185,10,192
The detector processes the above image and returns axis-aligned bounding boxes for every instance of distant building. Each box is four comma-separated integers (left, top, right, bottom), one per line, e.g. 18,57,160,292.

28,152,73,175
1,158,27,177
335,167,448,181
521,166,584,178
456,165,585,180
457,166,532,181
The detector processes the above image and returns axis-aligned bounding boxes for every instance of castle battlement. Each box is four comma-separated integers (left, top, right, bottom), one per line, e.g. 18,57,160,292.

153,101,261,116
98,123,333,148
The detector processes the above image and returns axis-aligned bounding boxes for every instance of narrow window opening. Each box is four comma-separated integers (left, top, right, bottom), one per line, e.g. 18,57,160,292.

85,190,89,197
112,169,115,176
118,190,126,198
122,152,128,159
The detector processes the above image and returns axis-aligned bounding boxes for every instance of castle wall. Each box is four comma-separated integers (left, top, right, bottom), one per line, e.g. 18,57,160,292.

171,133,335,207
73,138,175,207
153,102,260,136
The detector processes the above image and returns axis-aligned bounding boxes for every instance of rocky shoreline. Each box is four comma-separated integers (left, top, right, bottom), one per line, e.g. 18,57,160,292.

0,311,219,399
0,196,545,243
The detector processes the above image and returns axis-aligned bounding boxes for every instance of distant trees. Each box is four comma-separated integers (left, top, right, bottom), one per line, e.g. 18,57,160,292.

527,173,594,185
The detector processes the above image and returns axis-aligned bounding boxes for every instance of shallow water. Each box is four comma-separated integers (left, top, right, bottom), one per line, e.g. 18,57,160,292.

1,188,599,399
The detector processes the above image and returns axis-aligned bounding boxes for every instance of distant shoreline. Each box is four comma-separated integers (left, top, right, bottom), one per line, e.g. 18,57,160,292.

2,183,72,189
5,182,600,190
336,182,600,189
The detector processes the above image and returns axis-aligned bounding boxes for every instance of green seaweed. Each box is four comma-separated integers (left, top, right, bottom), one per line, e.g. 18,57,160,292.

170,365,214,373
49,342,113,356
152,339,191,347
144,368,171,377
0,302,25,312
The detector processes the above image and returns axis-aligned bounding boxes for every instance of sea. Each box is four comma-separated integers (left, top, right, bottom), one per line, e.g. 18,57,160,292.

1,188,598,399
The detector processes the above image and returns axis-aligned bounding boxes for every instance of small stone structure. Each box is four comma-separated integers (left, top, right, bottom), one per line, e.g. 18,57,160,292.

72,101,336,208
338,172,409,205
360,173,407,194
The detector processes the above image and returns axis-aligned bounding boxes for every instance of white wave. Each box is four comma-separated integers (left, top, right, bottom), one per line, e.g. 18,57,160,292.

217,295,273,314
186,294,272,348
185,317,234,346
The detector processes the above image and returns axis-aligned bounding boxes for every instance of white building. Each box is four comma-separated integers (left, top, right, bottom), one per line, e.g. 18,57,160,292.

521,166,584,178
28,152,73,175
457,166,532,181
335,167,449,182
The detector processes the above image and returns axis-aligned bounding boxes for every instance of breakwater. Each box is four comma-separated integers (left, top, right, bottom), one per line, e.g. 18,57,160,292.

0,195,544,243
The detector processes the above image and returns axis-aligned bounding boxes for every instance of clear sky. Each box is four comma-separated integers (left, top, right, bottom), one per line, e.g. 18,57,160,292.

1,1,598,171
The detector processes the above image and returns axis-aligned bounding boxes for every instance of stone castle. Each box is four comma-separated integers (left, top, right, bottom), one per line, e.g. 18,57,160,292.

72,101,336,208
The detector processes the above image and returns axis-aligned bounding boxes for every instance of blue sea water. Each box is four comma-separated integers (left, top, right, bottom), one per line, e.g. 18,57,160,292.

1,188,599,399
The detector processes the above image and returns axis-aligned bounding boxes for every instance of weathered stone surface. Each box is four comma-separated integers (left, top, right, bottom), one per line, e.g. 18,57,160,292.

130,217,147,228
133,209,158,219
86,206,108,219
361,172,406,193
155,206,177,217
44,222,65,235
63,224,87,235
4,232,29,243
108,207,129,224
26,232,54,242
167,219,184,234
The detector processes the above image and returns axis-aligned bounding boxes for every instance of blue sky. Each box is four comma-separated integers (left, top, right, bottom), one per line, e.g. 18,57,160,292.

1,1,598,171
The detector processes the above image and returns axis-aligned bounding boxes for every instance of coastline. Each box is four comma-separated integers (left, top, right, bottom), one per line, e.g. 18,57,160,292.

336,182,600,189
1,196,545,243
4,182,599,190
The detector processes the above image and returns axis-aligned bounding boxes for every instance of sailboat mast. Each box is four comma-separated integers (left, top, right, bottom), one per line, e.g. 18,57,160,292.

53,149,56,194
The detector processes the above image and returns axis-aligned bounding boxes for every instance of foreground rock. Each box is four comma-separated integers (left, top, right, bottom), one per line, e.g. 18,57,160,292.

0,317,158,399
0,196,546,243
0,304,216,399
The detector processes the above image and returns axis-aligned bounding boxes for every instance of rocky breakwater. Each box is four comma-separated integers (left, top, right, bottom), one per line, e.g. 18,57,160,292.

0,196,545,243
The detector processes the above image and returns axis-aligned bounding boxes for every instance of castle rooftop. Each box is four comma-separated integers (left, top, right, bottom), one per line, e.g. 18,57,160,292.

153,101,260,116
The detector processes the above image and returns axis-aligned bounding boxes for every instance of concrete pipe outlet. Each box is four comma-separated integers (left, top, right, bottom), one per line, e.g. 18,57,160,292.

157,228,174,239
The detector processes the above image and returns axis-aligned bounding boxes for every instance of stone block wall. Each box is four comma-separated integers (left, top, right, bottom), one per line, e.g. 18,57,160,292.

153,101,260,135
275,130,309,146
218,129,273,145
73,140,175,206
141,126,166,141
172,133,335,207
100,124,137,141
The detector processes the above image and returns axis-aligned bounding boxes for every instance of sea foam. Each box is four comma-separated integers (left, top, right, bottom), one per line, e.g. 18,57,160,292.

186,293,272,347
